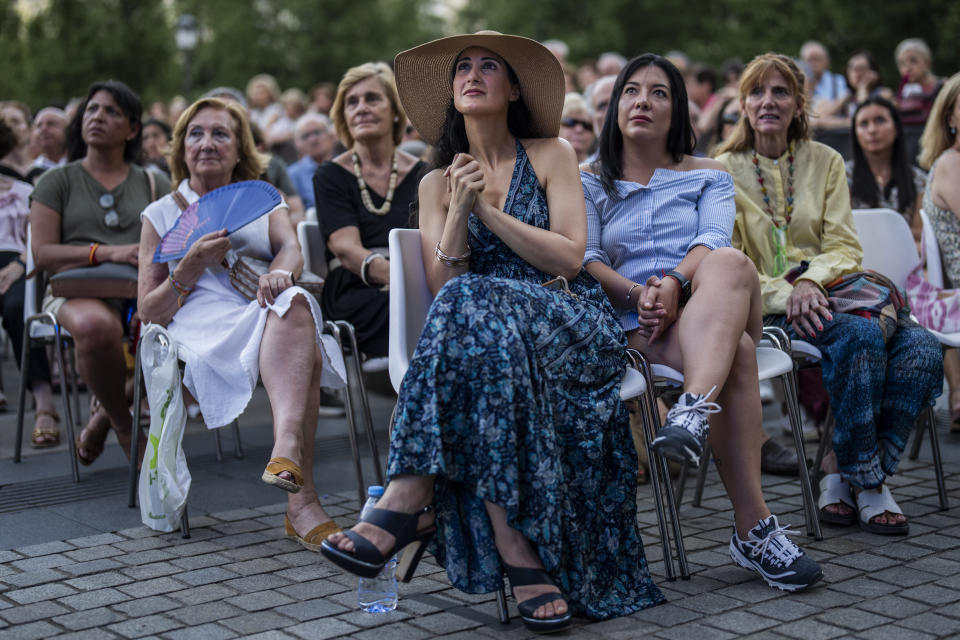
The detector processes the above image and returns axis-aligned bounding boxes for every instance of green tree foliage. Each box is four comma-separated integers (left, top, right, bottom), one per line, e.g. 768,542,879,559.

19,0,176,110
457,0,959,89
174,0,441,98
0,1,25,102
7,0,957,114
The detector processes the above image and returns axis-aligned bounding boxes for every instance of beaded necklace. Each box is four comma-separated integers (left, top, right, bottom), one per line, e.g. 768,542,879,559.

351,150,398,216
752,143,795,276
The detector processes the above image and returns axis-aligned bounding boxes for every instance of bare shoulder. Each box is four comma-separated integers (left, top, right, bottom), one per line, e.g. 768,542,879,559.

522,137,578,183
935,148,960,174
683,155,728,173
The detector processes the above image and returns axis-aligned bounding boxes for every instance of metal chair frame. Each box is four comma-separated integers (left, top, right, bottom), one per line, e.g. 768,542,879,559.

14,226,83,482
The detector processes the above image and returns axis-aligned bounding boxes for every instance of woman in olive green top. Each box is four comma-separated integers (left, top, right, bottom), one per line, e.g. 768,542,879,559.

30,80,169,465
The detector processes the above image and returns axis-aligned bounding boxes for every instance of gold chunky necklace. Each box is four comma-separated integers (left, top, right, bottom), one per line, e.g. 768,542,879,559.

351,150,398,216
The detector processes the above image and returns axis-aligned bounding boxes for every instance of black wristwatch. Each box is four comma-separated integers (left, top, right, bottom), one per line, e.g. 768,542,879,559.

664,270,692,306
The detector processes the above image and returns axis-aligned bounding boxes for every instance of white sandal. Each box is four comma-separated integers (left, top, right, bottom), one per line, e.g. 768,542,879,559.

856,485,909,535
817,473,856,526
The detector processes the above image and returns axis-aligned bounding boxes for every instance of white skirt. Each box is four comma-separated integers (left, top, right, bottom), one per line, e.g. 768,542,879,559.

167,282,346,429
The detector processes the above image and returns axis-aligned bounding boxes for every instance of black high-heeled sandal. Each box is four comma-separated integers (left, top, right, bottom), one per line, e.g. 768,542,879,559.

503,562,572,634
319,505,435,581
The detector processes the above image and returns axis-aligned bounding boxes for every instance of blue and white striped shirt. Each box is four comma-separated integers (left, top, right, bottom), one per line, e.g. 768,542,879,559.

581,168,736,330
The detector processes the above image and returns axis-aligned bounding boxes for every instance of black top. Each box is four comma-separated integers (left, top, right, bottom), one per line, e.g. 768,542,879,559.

313,160,425,258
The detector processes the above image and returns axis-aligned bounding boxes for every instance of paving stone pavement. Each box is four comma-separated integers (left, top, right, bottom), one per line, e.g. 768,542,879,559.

1,452,959,639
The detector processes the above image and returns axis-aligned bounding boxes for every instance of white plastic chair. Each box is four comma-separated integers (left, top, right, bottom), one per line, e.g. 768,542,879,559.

852,208,950,509
387,228,690,625
13,226,82,481
918,208,944,288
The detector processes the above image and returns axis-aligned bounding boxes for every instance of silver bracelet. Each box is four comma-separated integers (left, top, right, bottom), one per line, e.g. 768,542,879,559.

626,282,641,305
435,242,471,268
360,252,387,287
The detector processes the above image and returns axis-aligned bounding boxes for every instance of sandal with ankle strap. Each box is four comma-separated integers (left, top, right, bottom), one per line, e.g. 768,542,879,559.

284,515,342,552
503,562,572,634
320,505,435,580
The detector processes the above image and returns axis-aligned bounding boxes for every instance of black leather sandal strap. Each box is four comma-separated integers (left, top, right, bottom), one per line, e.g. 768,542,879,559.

341,529,386,565
359,505,433,552
503,563,554,587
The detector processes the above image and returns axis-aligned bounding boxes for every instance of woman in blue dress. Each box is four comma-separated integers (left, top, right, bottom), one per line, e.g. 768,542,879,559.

581,54,822,592
321,32,663,630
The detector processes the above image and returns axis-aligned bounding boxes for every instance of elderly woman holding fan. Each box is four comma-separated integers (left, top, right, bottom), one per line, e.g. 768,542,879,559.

137,97,346,551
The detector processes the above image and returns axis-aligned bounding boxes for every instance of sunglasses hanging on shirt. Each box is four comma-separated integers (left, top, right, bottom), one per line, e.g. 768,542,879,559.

99,193,120,228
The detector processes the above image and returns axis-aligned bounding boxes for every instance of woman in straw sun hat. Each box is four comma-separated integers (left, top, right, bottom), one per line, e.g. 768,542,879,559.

321,32,664,630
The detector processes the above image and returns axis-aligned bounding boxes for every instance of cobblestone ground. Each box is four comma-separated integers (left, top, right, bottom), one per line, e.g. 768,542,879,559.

1,453,958,640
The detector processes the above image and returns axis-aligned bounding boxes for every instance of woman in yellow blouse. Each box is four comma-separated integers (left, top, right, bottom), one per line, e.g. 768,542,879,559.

715,53,942,536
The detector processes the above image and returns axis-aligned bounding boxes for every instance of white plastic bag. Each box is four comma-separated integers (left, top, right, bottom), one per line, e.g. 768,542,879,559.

138,324,191,532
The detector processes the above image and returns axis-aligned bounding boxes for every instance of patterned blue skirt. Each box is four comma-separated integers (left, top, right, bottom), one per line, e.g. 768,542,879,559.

388,272,664,619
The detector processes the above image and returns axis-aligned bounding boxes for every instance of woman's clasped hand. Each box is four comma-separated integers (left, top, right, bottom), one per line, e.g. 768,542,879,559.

785,279,833,337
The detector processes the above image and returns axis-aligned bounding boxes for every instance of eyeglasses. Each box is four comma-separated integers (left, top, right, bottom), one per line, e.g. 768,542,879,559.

405,125,416,135
560,117,593,131
99,193,120,228
721,112,740,126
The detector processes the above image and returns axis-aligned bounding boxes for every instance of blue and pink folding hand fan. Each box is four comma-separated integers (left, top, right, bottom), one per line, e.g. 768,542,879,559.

153,180,282,263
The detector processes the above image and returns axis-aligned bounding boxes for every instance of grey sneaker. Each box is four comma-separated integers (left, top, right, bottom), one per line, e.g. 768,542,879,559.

651,386,720,468
729,515,823,592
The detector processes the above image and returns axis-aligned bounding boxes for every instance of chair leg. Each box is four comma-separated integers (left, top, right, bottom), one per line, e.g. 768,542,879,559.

213,428,223,462
67,345,82,429
326,322,366,507
53,330,79,483
813,411,835,475
232,420,243,459
638,393,676,581
640,381,690,579
128,345,143,507
180,505,191,539
674,465,687,513
691,441,711,508
909,414,924,460
925,407,949,510
780,372,822,540
496,572,510,624
336,321,384,486
13,318,33,464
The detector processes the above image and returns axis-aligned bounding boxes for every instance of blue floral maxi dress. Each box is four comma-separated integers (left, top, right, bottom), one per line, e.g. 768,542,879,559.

388,142,664,619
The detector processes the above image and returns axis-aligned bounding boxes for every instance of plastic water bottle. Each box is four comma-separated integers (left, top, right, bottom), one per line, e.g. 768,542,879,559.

357,485,398,613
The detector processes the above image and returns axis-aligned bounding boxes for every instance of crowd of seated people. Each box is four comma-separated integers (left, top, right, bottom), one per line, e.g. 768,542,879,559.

1,29,957,629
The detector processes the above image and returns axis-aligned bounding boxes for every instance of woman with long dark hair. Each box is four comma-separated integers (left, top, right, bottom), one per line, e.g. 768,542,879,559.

31,81,170,466
847,97,924,241
584,53,821,592
321,32,663,630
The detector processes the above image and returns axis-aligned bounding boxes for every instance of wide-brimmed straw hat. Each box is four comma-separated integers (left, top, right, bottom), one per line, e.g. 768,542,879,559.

394,31,564,145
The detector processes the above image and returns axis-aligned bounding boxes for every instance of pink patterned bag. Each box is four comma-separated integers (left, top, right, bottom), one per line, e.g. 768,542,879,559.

905,263,960,333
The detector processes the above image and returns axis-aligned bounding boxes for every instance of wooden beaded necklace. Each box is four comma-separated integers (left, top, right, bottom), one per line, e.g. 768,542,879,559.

352,150,398,216
752,143,795,276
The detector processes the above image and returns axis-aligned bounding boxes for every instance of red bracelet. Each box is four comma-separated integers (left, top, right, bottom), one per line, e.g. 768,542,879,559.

88,243,100,266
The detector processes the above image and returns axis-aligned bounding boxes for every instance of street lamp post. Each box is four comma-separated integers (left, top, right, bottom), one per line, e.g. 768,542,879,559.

175,14,199,98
